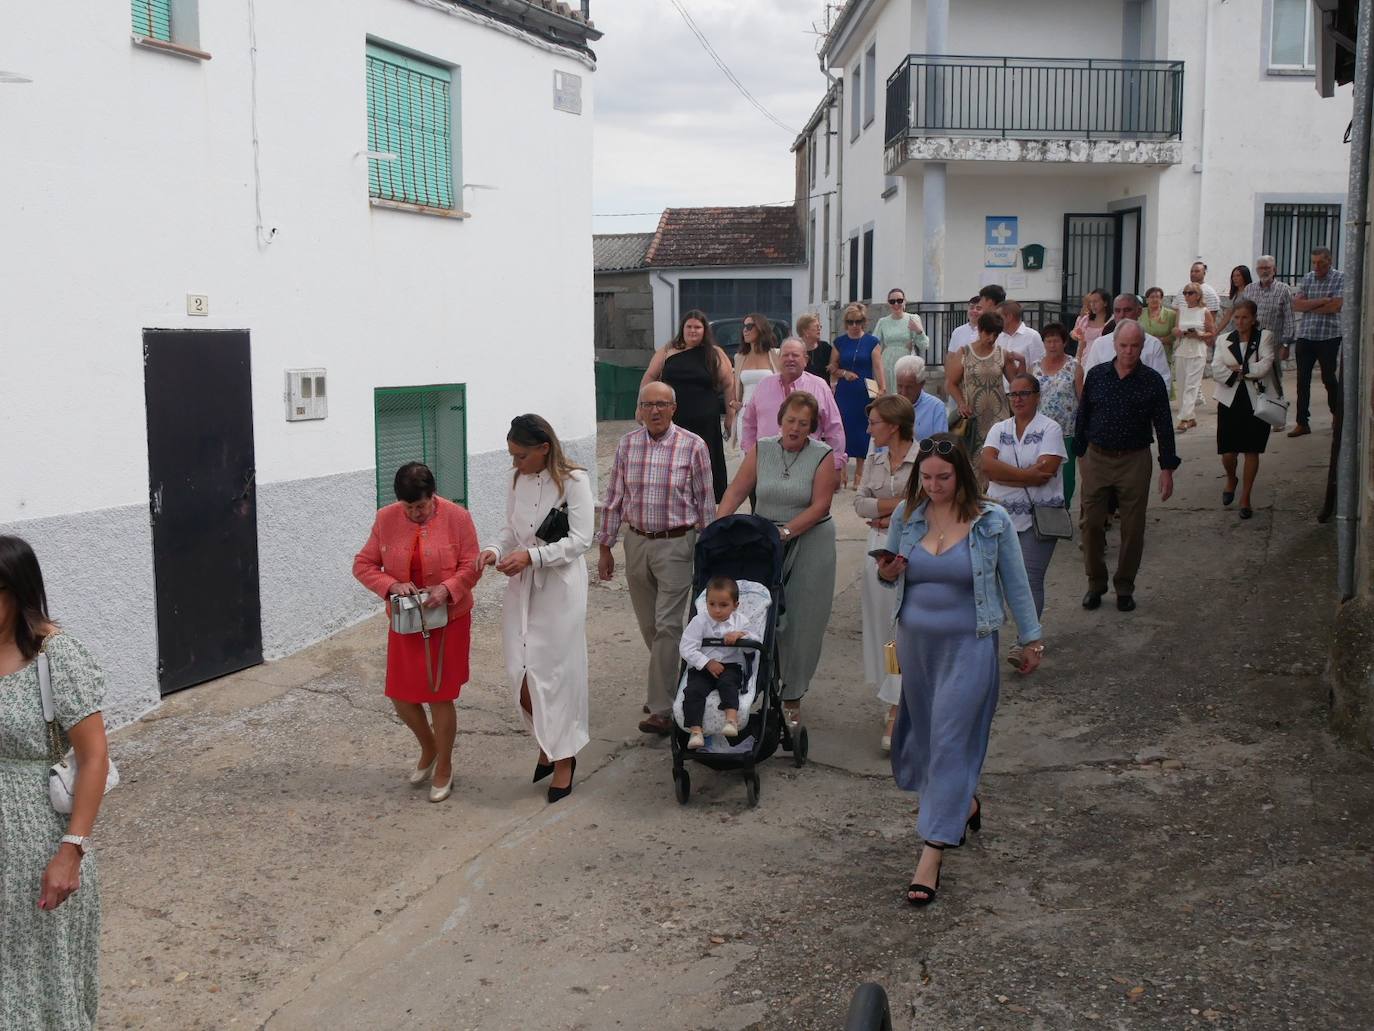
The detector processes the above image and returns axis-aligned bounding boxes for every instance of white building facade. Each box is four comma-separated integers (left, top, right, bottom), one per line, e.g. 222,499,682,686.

796,0,1352,353
0,0,599,723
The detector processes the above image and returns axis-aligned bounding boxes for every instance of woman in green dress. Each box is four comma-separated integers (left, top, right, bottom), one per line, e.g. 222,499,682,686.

874,288,928,396
717,391,839,729
0,535,111,1031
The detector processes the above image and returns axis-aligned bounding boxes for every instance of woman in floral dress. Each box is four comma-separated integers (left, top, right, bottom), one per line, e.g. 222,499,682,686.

1031,322,1084,504
0,535,112,1031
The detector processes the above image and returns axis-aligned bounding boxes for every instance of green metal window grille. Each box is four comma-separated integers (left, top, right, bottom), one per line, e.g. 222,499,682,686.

131,0,172,41
366,44,455,209
373,385,468,509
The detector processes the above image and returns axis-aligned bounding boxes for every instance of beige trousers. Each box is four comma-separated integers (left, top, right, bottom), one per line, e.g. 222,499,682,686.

623,530,697,714
1079,445,1154,597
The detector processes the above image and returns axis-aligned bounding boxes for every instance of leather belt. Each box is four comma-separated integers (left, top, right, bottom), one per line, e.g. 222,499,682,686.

628,524,692,540
1088,444,1146,459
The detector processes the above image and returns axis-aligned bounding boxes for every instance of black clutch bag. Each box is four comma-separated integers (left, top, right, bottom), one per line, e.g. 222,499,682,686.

535,502,570,544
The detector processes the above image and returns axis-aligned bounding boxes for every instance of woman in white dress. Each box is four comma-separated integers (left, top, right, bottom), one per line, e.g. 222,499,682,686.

853,395,917,753
477,415,593,803
728,313,779,449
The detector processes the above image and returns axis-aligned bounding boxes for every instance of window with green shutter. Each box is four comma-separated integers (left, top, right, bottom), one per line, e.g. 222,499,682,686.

131,0,172,41
373,385,468,508
366,44,457,210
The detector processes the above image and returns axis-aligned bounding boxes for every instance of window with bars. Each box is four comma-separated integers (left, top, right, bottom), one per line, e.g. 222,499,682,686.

366,43,458,210
373,385,467,508
131,0,172,42
848,235,860,303
1262,202,1342,284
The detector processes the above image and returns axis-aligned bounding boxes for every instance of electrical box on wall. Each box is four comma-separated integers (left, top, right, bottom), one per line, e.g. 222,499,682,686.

285,369,327,422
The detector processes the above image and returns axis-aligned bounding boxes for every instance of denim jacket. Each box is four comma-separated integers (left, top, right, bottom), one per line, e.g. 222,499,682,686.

882,499,1043,644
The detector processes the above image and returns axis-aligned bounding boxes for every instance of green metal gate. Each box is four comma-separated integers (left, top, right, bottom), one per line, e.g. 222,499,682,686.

373,384,467,508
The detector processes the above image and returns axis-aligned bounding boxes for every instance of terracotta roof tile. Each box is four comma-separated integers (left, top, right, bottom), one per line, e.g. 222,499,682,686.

645,206,804,269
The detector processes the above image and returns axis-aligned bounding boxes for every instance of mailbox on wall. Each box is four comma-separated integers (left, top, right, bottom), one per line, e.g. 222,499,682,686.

1021,244,1046,271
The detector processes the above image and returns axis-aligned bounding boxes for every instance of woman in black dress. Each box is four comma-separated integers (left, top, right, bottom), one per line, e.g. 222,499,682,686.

641,309,734,501
1212,300,1278,520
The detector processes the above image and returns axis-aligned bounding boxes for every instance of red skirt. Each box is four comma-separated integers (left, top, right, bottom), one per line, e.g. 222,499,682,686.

384,610,471,703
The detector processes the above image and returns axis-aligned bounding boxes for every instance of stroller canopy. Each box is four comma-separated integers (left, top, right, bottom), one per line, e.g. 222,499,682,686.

694,515,784,593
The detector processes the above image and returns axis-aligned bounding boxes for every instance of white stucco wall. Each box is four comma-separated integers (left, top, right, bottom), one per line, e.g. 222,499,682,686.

0,1,596,720
811,0,1353,319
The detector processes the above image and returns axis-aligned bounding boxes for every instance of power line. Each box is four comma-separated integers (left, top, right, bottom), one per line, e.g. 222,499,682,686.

667,0,798,136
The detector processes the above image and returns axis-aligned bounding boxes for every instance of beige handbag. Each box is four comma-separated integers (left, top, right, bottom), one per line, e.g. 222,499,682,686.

883,639,901,675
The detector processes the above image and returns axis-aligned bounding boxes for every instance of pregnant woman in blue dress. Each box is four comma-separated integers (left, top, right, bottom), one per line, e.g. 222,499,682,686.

876,434,1044,908
830,303,885,489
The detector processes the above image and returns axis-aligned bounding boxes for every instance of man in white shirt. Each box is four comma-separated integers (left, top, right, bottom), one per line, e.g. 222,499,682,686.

946,295,982,355
1084,297,1172,392
996,300,1045,367
1173,261,1221,313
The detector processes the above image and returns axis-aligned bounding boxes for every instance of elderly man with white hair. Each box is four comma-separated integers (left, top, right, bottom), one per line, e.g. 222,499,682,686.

1217,254,1296,358
740,337,847,471
892,354,949,440
597,380,716,735
1083,294,1173,390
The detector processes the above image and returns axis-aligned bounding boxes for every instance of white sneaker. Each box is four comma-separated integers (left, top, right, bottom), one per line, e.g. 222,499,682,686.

687,731,705,749
722,721,739,738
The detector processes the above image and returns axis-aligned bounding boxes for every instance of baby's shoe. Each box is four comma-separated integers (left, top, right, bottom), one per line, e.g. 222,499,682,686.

721,720,739,738
687,730,705,749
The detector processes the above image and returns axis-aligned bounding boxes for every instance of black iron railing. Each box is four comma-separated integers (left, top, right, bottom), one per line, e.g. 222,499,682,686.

900,300,1081,368
885,55,1184,146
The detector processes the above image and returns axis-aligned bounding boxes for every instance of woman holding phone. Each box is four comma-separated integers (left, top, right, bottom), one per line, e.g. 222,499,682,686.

876,435,1042,909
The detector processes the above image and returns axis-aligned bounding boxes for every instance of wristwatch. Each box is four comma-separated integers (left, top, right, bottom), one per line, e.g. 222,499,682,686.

779,526,793,541
59,834,90,855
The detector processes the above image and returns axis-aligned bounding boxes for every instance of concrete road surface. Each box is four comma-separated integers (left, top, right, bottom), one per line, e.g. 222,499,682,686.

94,386,1374,1030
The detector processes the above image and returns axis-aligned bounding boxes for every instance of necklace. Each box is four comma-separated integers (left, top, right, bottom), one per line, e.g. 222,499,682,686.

926,506,956,554
781,444,805,478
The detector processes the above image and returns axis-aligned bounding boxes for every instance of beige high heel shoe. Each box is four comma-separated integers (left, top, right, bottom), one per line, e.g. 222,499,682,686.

429,774,453,803
408,758,437,786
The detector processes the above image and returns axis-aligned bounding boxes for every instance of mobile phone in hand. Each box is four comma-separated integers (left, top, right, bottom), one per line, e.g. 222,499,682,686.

868,548,898,561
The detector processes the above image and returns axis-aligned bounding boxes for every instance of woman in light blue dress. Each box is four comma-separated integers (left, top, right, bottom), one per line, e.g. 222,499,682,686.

876,435,1043,908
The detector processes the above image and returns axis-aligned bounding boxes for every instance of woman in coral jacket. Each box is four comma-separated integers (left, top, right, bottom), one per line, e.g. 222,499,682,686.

354,462,480,803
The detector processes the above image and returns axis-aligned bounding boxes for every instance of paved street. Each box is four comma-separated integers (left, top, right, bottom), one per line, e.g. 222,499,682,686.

95,384,1374,1030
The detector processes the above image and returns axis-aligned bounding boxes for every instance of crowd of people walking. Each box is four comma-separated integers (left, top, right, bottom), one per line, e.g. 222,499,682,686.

0,247,1345,1029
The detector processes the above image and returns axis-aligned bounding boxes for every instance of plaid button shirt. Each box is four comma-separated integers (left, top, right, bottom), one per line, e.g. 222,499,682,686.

596,423,715,545
1296,268,1345,340
1239,279,1296,344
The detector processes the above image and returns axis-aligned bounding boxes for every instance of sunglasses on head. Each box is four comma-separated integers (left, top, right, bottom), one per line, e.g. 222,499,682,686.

917,438,958,457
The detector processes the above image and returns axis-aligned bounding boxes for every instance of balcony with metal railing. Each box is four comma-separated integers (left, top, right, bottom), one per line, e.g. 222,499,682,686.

884,55,1185,171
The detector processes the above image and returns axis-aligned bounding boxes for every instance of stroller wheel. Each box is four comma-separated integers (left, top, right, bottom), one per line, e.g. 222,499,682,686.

793,726,809,768
744,770,760,808
674,767,691,805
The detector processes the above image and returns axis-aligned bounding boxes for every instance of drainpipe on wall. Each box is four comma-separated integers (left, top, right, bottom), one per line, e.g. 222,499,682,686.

1193,0,1214,259
923,0,950,306
821,52,843,340
1337,0,1373,601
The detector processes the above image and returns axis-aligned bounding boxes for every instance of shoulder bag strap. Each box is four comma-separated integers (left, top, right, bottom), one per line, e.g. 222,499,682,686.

36,649,64,763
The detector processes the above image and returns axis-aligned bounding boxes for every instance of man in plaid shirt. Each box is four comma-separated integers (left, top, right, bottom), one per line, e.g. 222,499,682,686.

1290,246,1344,437
598,381,716,734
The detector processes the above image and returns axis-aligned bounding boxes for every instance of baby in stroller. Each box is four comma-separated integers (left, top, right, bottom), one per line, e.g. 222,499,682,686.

678,576,749,749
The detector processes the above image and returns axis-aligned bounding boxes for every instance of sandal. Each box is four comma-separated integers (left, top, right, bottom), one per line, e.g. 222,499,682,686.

1175,421,1188,432
906,841,945,907
961,795,982,845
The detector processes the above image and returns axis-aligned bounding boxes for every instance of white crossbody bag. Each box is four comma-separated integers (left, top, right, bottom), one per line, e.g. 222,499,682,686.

37,646,119,814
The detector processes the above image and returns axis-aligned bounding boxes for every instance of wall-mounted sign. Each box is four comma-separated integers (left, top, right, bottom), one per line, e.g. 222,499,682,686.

186,294,209,316
984,217,1018,268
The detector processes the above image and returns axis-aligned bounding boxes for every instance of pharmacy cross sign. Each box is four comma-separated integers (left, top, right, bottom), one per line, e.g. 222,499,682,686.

984,215,1019,269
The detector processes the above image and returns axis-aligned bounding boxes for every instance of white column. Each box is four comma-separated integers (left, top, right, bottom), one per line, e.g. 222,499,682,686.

921,0,949,303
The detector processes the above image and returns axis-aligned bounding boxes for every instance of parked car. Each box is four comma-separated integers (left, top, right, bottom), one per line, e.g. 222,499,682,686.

709,317,792,360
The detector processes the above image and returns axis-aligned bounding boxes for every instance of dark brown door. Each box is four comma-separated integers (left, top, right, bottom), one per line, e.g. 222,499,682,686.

143,330,263,694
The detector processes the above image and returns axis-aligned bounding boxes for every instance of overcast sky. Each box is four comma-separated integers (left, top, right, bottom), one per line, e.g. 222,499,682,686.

591,0,833,234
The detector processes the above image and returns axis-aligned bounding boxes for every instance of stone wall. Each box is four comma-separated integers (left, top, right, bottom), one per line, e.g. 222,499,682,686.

595,271,656,367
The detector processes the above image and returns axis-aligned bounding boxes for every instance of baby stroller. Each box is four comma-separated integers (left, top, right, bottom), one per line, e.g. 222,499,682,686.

670,515,809,808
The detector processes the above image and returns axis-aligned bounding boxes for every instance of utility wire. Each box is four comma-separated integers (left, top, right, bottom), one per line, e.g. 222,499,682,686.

667,0,798,135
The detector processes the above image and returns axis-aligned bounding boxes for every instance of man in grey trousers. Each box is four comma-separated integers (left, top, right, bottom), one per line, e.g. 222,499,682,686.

597,382,717,735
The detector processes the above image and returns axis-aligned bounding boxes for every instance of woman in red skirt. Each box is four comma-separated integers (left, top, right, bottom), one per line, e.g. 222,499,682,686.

354,463,480,801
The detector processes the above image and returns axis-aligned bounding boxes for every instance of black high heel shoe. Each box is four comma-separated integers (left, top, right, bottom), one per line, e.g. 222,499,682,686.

906,841,945,907
547,757,576,803
532,759,554,783
960,795,982,845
